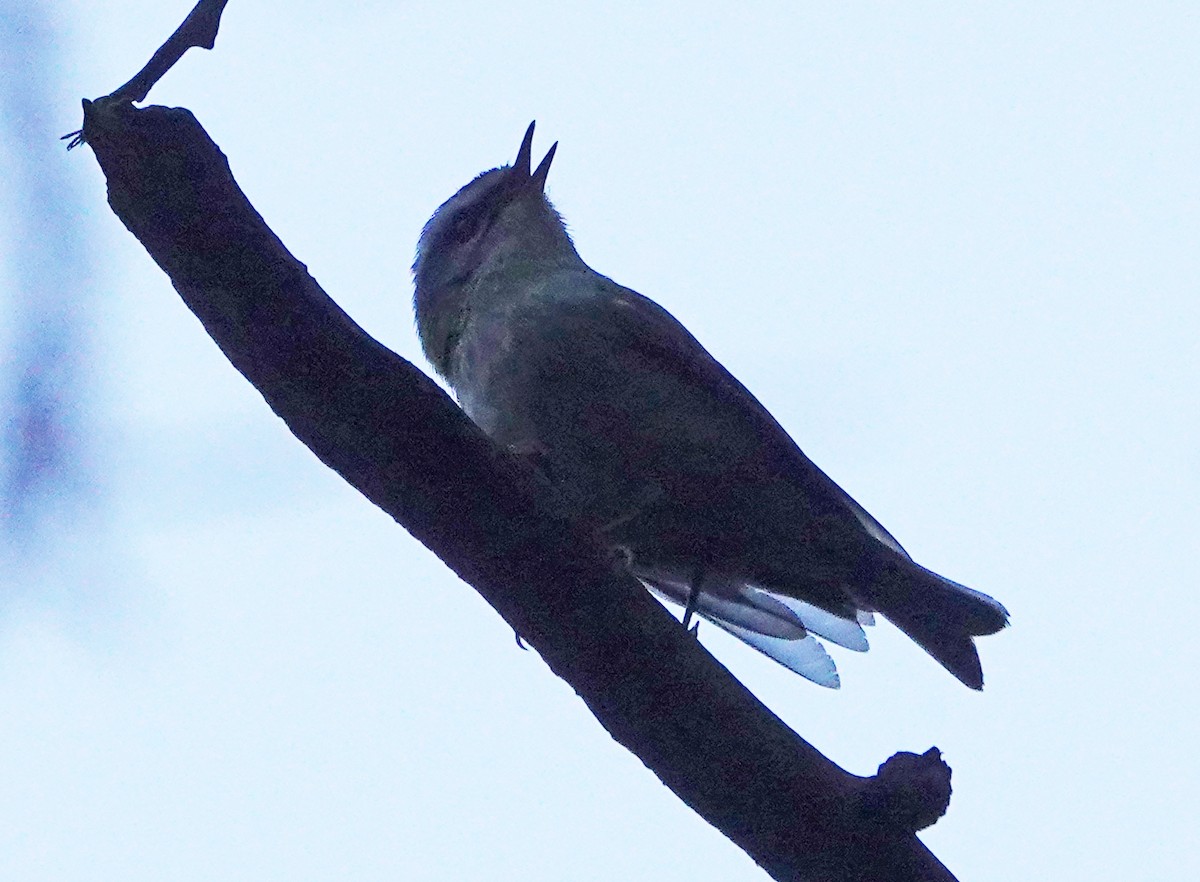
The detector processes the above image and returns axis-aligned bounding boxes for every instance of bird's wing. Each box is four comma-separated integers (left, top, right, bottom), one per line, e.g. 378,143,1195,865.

596,283,908,557
586,285,1007,689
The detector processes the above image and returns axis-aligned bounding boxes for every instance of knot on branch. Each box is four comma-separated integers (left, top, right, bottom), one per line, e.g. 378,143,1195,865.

855,747,952,833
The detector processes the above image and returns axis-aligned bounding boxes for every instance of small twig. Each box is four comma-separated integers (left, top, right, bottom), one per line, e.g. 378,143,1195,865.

62,0,231,149
112,0,231,103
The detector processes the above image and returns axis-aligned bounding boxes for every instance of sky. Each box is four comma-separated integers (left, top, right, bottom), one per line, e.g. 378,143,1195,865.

2,2,1198,879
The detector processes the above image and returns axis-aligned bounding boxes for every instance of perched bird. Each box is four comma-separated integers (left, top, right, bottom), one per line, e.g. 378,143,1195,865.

413,123,1008,689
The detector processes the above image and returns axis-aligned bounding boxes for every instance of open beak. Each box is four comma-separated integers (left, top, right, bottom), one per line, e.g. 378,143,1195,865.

513,120,557,192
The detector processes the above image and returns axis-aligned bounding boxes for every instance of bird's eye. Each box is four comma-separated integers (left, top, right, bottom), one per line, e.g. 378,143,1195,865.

449,209,485,245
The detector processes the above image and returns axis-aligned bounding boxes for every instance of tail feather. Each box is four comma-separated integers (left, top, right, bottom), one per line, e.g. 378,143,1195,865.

859,561,1009,690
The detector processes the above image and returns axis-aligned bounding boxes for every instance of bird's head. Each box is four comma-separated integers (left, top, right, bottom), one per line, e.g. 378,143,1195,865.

413,122,575,378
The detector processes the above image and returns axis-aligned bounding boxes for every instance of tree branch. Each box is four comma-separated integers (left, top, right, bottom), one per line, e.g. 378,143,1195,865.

73,94,963,882
62,0,229,149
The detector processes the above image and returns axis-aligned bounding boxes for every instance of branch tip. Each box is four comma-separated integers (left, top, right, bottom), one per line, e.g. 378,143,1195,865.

856,747,954,833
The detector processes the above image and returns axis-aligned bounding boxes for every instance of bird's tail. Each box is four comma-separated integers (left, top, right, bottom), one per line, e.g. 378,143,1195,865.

856,560,1009,690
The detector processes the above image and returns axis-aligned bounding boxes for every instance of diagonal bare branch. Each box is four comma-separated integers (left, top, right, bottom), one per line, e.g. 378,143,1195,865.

74,94,961,882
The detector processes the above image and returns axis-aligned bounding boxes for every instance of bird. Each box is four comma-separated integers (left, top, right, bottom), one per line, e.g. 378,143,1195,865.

412,122,1009,689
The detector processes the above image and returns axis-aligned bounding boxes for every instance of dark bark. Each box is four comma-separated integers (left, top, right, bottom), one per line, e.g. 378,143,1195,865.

74,95,961,882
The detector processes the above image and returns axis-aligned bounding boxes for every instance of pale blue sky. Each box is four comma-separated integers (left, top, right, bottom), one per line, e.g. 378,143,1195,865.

2,2,1198,879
